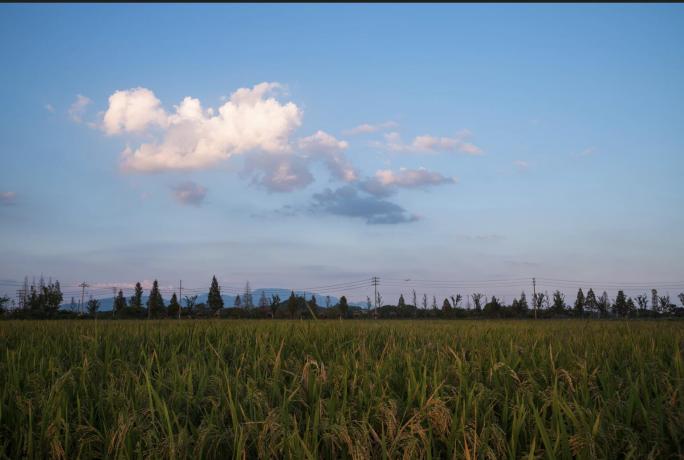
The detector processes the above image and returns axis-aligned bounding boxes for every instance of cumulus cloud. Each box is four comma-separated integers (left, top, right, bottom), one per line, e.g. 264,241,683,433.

378,129,482,155
344,121,398,135
103,87,167,134
311,186,418,225
298,130,357,182
171,181,207,206
360,167,457,197
102,82,302,172
68,94,92,123
0,191,16,205
45,103,55,113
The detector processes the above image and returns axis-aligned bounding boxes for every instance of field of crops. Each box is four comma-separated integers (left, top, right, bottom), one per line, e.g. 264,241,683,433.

0,320,682,459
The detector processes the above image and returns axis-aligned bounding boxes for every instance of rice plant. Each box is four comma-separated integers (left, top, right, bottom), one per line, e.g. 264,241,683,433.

0,320,682,459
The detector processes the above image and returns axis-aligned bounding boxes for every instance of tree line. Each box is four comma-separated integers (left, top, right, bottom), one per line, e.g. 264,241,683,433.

1,275,683,320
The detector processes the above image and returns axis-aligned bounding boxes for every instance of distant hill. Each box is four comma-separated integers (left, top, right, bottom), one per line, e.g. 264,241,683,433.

62,288,367,311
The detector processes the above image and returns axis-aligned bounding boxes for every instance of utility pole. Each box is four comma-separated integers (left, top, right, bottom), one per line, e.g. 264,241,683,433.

79,281,89,315
178,280,182,319
532,277,537,320
372,276,379,319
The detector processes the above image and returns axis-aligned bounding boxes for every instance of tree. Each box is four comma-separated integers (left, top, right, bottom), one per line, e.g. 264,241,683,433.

184,295,198,317
626,297,636,317
613,290,628,317
585,288,598,316
659,295,673,315
243,281,253,308
259,291,269,308
270,294,280,318
484,296,503,317
679,293,684,309
422,294,428,310
339,295,349,319
651,289,659,313
471,293,484,312
635,294,649,315
0,296,9,316
442,298,452,315
366,296,372,311
114,289,127,318
450,294,463,309
146,280,165,318
87,296,100,318
573,288,585,317
168,292,181,319
597,291,610,318
412,290,417,308
287,291,297,318
398,294,406,308
234,295,242,308
376,292,383,308
431,296,438,310
131,282,143,314
326,296,331,308
551,290,566,315
44,280,63,316
512,291,528,316
207,276,224,313
307,295,318,316
533,292,546,314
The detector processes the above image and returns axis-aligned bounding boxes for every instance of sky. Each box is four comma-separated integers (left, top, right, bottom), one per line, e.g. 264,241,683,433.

1,4,683,303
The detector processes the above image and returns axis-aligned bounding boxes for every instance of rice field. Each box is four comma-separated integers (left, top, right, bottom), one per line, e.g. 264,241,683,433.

0,320,682,459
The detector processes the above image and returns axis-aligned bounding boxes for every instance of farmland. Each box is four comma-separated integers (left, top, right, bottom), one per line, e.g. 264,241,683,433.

0,320,682,459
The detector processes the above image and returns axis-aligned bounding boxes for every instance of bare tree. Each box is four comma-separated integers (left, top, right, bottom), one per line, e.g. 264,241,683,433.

412,289,417,308
422,293,428,310
450,294,462,308
471,293,484,311
326,296,331,308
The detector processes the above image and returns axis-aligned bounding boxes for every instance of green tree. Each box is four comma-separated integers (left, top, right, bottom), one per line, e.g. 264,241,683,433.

207,276,224,313
131,282,143,314
234,295,241,308
585,288,598,316
613,290,628,317
287,291,297,318
87,297,100,318
483,296,502,317
243,281,253,308
551,290,566,315
597,291,610,318
184,295,198,317
146,280,165,318
0,296,9,316
573,288,585,317
114,289,127,318
398,294,406,308
270,294,280,318
339,295,349,319
168,292,181,319
442,298,452,316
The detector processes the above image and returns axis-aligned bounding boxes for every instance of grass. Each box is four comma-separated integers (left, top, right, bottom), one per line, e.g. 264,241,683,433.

0,320,682,459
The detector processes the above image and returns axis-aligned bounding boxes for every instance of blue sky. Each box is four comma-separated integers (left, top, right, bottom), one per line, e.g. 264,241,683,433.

1,4,683,303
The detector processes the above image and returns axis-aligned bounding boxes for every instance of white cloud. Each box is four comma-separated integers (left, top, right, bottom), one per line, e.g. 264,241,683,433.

344,121,398,135
579,147,596,157
360,167,457,197
45,103,55,113
379,129,483,155
102,87,167,135
171,181,207,206
298,130,357,182
0,191,16,205
68,94,92,123
107,83,303,172
513,160,529,171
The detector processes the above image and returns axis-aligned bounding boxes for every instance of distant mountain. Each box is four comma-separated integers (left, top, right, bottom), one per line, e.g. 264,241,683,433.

61,288,367,311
